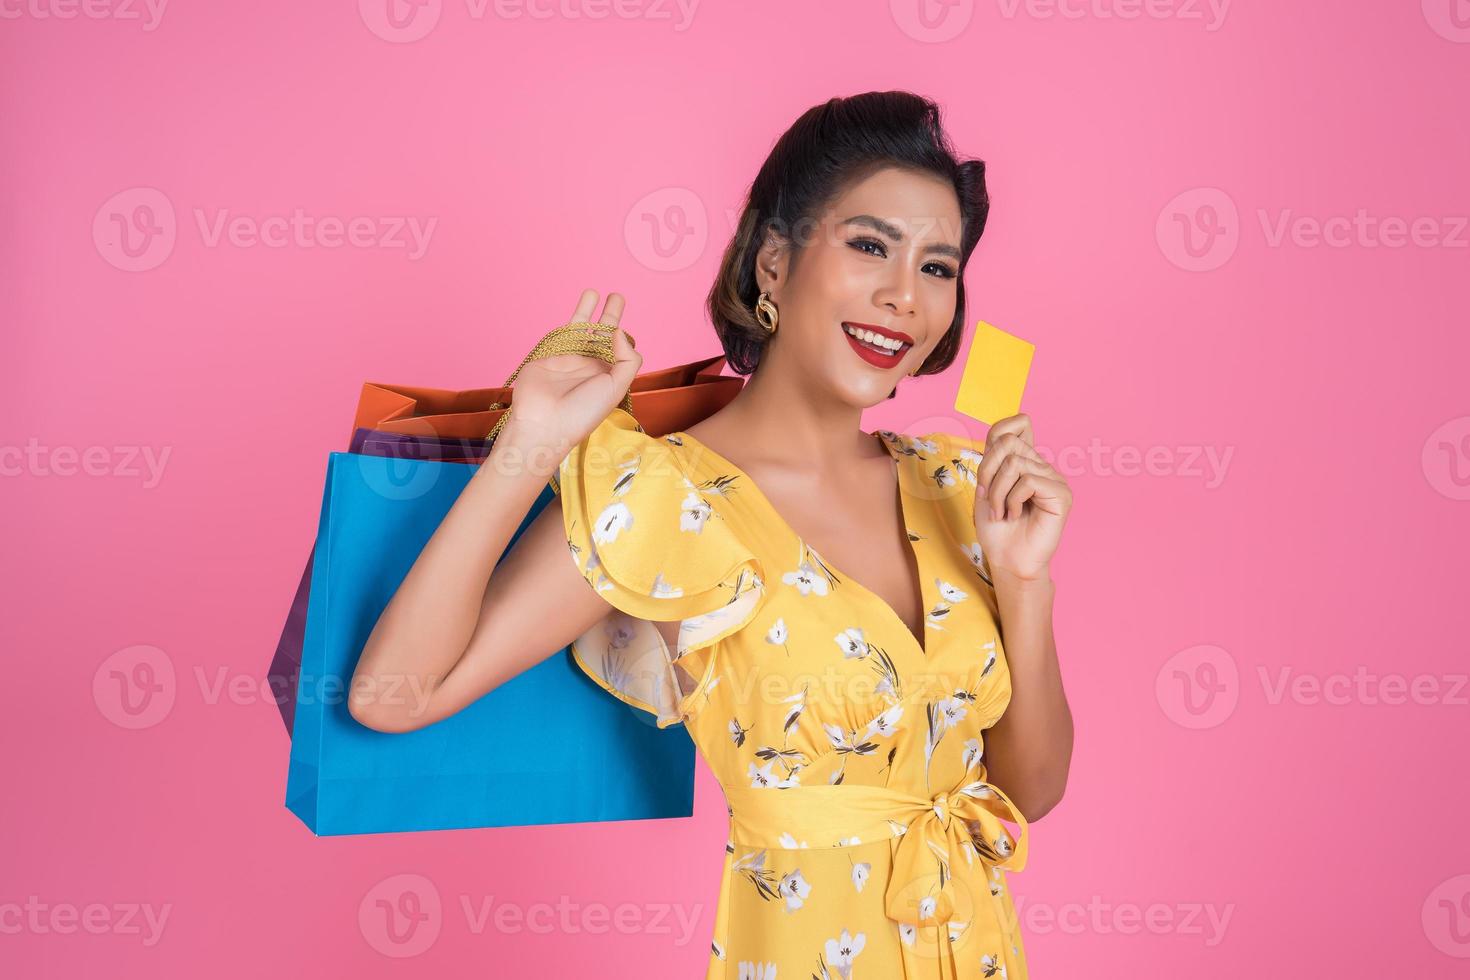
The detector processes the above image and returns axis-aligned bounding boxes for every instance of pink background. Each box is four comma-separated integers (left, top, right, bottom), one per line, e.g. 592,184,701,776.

4,1,1469,977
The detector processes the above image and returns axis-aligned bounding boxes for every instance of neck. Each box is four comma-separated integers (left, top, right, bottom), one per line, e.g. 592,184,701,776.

722,354,884,467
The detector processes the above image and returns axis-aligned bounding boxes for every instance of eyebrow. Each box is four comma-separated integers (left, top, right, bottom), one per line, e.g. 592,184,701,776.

841,214,962,261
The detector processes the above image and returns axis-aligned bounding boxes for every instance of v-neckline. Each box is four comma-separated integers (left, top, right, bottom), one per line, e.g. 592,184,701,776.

667,426,934,657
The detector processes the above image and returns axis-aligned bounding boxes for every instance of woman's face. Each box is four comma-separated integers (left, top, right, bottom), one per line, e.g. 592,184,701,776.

760,166,963,409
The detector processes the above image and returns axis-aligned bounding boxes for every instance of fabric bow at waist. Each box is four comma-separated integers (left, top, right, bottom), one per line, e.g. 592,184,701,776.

723,779,1028,929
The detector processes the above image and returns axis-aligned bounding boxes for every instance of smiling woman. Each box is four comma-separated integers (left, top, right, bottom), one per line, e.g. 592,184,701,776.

350,90,1073,980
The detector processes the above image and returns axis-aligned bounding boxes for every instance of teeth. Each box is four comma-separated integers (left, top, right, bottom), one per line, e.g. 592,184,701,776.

843,324,906,352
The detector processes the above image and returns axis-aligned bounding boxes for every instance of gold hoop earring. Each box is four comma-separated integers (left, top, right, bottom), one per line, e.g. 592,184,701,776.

755,291,779,334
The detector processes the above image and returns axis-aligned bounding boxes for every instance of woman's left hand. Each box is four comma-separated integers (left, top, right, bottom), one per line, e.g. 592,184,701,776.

973,413,1072,583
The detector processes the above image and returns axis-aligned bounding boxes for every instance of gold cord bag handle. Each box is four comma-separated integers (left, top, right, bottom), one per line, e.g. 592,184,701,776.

485,321,636,444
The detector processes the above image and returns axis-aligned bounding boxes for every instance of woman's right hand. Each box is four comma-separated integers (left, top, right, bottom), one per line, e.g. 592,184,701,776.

502,289,642,450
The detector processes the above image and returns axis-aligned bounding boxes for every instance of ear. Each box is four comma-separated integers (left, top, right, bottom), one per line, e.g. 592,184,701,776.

753,226,792,295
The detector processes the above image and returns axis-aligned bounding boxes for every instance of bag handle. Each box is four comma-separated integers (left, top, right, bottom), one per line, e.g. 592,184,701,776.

485,322,635,444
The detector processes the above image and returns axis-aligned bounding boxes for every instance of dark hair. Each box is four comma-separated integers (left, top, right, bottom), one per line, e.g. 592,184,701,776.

706,90,989,390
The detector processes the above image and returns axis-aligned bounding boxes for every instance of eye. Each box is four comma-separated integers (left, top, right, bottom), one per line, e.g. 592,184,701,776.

848,238,958,280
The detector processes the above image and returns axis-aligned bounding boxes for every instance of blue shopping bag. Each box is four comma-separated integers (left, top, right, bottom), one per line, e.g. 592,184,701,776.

284,451,696,836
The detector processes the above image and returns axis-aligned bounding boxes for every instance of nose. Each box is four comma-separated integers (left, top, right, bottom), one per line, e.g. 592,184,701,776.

877,265,918,320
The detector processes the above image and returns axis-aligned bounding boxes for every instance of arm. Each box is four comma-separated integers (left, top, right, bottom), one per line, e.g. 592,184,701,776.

981,570,1072,822
347,419,615,733
349,289,648,733
970,414,1076,822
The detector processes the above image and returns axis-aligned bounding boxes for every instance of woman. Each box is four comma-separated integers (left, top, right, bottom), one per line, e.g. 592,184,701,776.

351,90,1074,979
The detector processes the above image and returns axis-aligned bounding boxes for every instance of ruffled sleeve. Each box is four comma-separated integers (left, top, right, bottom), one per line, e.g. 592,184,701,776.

548,407,767,728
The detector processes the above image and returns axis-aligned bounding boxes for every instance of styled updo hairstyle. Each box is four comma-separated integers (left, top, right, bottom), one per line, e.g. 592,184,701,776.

706,90,990,394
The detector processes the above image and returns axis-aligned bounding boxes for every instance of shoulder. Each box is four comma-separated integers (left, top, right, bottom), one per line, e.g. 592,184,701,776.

877,427,985,491
549,407,766,624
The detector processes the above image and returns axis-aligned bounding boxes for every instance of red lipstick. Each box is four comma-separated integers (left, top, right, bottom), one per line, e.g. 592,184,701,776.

841,321,914,369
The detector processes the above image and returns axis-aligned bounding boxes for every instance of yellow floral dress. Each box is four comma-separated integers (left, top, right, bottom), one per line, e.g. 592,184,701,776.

549,407,1030,980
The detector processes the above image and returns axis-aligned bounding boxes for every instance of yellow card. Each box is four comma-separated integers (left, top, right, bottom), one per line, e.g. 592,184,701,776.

954,320,1034,425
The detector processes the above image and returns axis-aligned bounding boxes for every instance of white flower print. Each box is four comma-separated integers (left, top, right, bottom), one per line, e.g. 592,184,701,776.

779,869,811,913
748,759,801,789
955,446,984,485
765,616,791,655
782,560,830,597
851,861,870,892
780,685,808,737
861,703,904,742
937,694,969,730
834,626,869,659
936,578,969,603
679,489,713,533
777,832,810,849
962,737,983,774
649,572,684,599
918,895,937,921
960,540,994,586
823,723,878,757
737,963,777,980
592,500,634,546
981,953,1007,977
980,639,998,679
898,922,916,946
824,929,866,978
